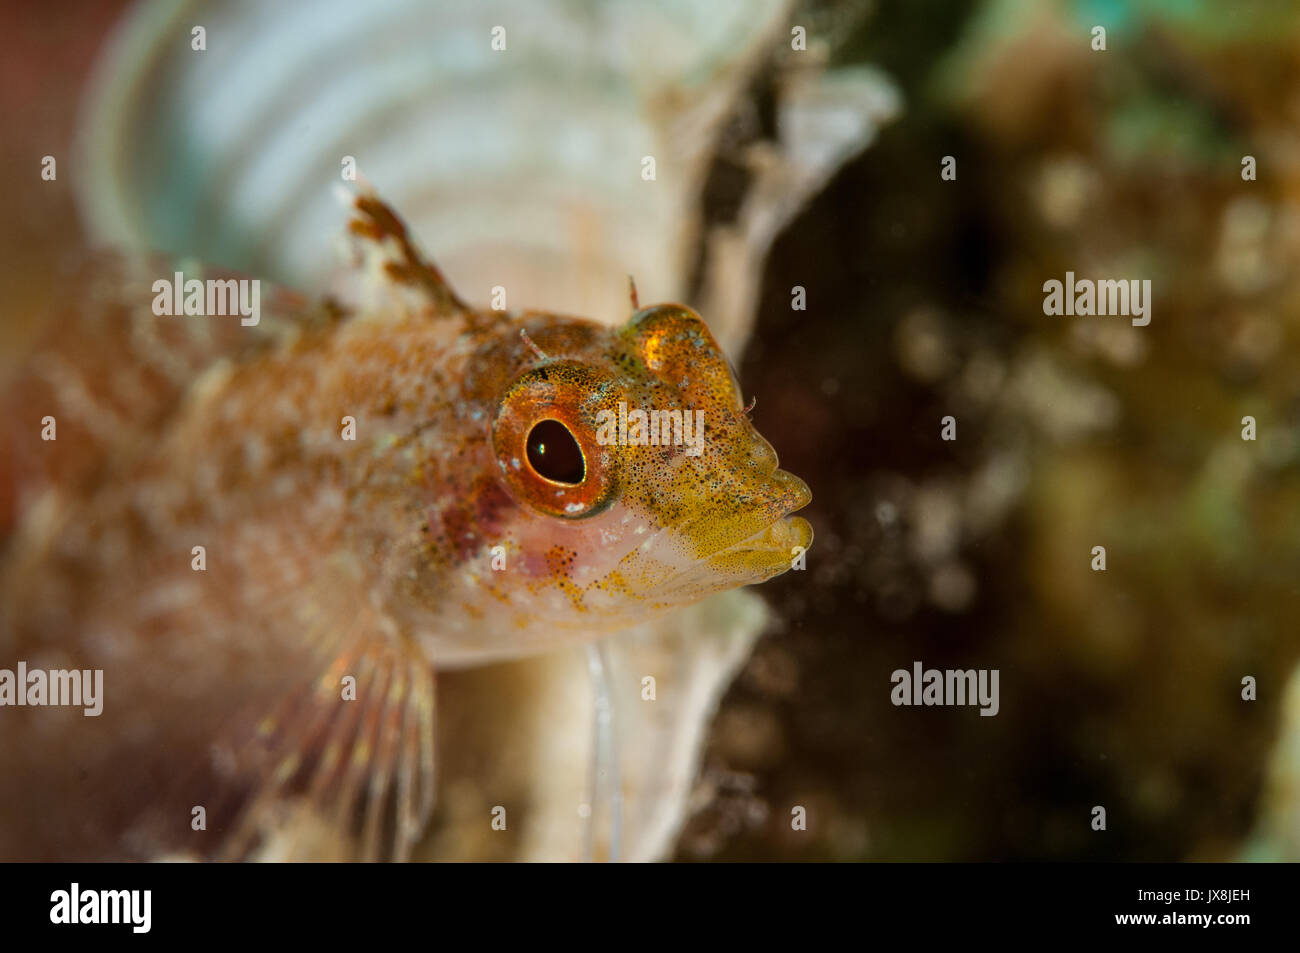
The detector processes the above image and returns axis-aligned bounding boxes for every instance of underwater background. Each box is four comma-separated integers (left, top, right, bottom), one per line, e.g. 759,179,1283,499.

4,0,1300,862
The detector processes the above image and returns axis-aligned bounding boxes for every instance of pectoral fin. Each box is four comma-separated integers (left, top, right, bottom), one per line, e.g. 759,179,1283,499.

123,605,437,863
216,630,437,862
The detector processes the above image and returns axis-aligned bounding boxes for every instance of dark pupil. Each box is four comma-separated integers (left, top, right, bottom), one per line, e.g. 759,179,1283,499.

526,420,585,484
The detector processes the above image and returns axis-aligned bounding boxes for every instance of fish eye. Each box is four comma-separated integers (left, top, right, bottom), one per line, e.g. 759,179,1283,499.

526,419,585,485
492,360,620,520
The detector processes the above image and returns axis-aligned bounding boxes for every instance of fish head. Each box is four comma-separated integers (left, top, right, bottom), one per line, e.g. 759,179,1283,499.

476,302,812,644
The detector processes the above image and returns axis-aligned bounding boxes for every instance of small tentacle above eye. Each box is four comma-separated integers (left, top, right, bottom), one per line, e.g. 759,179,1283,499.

519,327,549,361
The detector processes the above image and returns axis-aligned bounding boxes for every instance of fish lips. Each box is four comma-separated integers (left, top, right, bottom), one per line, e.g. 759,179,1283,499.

685,468,814,581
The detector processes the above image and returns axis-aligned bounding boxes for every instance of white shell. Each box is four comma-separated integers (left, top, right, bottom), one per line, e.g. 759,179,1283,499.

77,0,896,348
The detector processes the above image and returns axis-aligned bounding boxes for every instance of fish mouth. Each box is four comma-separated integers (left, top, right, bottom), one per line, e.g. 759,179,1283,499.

607,468,812,606
698,470,813,580
705,513,814,580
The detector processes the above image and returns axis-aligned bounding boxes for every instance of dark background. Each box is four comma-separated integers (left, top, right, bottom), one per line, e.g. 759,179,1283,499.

680,0,1300,861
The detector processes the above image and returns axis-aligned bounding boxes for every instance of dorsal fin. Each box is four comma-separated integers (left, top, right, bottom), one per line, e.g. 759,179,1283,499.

346,193,468,315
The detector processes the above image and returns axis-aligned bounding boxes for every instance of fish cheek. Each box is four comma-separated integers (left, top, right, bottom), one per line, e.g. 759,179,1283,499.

427,474,516,563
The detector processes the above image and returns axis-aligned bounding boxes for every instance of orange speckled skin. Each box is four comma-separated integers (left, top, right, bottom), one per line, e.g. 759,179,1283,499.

0,197,810,860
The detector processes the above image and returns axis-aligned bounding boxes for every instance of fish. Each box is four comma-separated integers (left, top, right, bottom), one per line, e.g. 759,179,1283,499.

0,194,812,861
